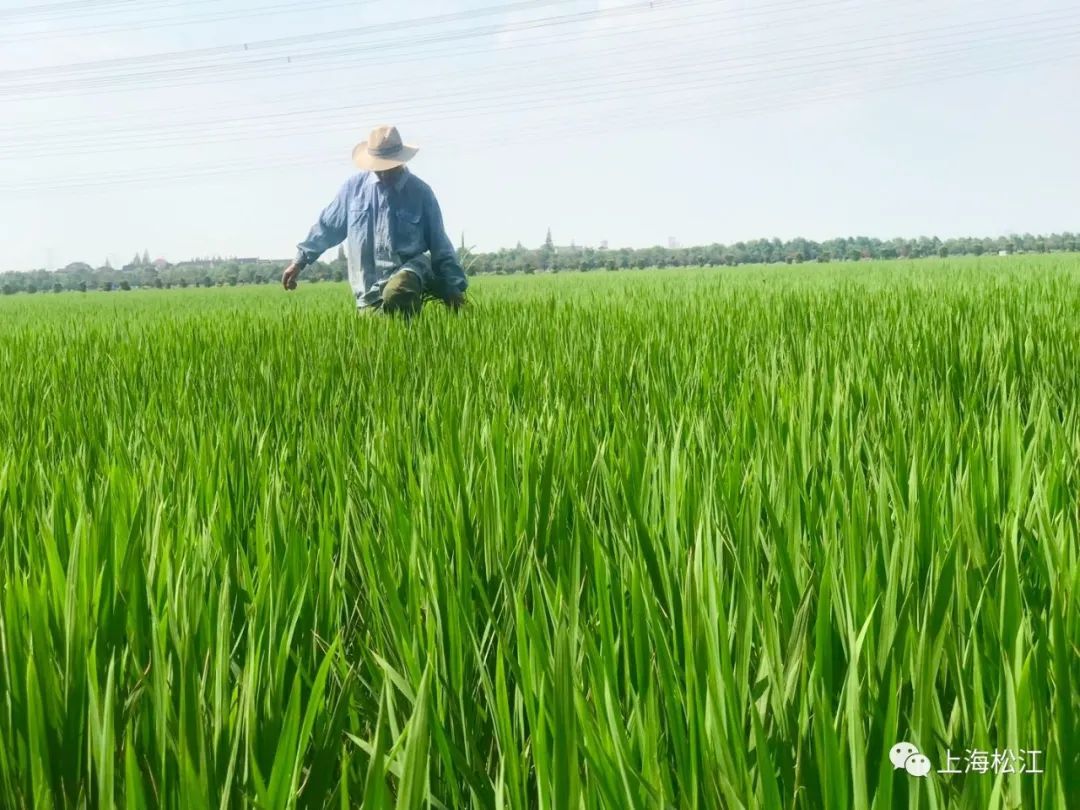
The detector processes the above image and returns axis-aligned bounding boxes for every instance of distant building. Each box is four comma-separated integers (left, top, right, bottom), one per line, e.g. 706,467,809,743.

599,240,608,250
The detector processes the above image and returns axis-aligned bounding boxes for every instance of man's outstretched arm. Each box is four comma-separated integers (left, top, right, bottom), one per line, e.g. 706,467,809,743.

424,188,468,309
283,179,351,290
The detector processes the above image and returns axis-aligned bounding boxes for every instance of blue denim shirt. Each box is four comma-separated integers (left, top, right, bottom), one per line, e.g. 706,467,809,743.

295,167,467,308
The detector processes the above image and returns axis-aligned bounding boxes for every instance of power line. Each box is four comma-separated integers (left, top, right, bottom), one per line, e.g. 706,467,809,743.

0,0,795,98
0,1,838,136
0,0,394,44
0,0,1002,135
0,0,141,20
3,6,1077,157
0,0,736,98
0,0,595,79
7,0,1028,101
3,41,1076,193
0,6,722,130
4,0,1069,102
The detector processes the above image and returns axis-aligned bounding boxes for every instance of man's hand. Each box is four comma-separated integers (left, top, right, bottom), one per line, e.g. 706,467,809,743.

444,291,466,312
282,260,303,291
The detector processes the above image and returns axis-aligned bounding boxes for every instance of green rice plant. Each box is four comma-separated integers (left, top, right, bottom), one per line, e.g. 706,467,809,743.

0,257,1077,808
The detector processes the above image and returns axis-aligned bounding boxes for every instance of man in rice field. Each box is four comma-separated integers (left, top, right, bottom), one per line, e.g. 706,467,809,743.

281,124,468,315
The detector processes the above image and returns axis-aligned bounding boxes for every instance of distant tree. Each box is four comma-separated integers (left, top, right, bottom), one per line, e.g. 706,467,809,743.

178,277,189,288
938,245,949,258
2,283,14,295
53,281,63,293
331,245,347,276
103,281,113,292
153,277,164,288
142,249,151,266
541,227,554,270
119,280,131,291
332,269,344,282
26,284,37,294
202,275,213,288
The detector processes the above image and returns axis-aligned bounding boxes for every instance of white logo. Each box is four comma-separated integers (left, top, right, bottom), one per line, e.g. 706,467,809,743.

890,742,931,777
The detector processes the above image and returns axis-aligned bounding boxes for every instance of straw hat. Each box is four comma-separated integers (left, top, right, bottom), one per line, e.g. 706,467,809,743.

352,125,419,170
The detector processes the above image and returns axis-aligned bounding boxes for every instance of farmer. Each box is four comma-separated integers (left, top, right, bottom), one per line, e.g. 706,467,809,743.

281,124,468,315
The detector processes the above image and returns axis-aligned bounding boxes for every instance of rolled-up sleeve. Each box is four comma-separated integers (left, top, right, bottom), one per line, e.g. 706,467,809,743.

296,179,350,266
424,188,467,295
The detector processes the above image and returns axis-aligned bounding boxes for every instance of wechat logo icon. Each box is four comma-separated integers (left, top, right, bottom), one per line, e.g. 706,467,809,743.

890,742,931,777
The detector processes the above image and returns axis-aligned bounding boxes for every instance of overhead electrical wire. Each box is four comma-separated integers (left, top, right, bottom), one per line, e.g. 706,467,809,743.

4,35,1075,189
0,0,801,98
0,6,730,130
2,0,1077,194
0,0,867,131
0,0,143,20
7,39,1079,164
0,0,1013,135
6,44,1078,197
0,0,395,44
0,0,602,79
2,6,1077,157
0,0,733,97
3,0,1070,102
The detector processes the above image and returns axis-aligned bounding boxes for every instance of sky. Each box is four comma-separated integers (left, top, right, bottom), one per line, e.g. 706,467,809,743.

0,0,1078,272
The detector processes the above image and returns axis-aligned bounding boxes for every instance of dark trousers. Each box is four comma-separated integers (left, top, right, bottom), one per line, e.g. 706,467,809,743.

361,255,456,316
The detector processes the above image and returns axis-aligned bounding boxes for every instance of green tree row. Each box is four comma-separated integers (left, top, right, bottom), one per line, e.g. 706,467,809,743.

3,232,1079,294
464,232,1080,275
0,258,344,295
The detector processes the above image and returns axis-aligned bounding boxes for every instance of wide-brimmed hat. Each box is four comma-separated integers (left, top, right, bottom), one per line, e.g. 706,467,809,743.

352,125,419,170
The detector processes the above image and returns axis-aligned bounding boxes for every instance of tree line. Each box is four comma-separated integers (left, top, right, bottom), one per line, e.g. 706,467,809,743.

3,232,1079,294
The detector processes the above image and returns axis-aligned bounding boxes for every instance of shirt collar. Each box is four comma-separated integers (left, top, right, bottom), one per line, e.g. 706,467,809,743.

370,166,411,192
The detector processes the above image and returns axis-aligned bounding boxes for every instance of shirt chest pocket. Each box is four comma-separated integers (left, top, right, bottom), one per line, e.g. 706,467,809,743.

392,207,425,256
350,205,370,229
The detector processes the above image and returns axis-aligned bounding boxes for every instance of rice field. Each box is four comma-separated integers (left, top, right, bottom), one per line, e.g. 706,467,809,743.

0,258,1077,809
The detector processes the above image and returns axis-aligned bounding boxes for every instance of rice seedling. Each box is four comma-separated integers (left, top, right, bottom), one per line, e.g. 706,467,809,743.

0,257,1077,808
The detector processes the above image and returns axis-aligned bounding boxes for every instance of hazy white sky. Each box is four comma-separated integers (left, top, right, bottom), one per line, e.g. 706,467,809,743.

1,0,1078,271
